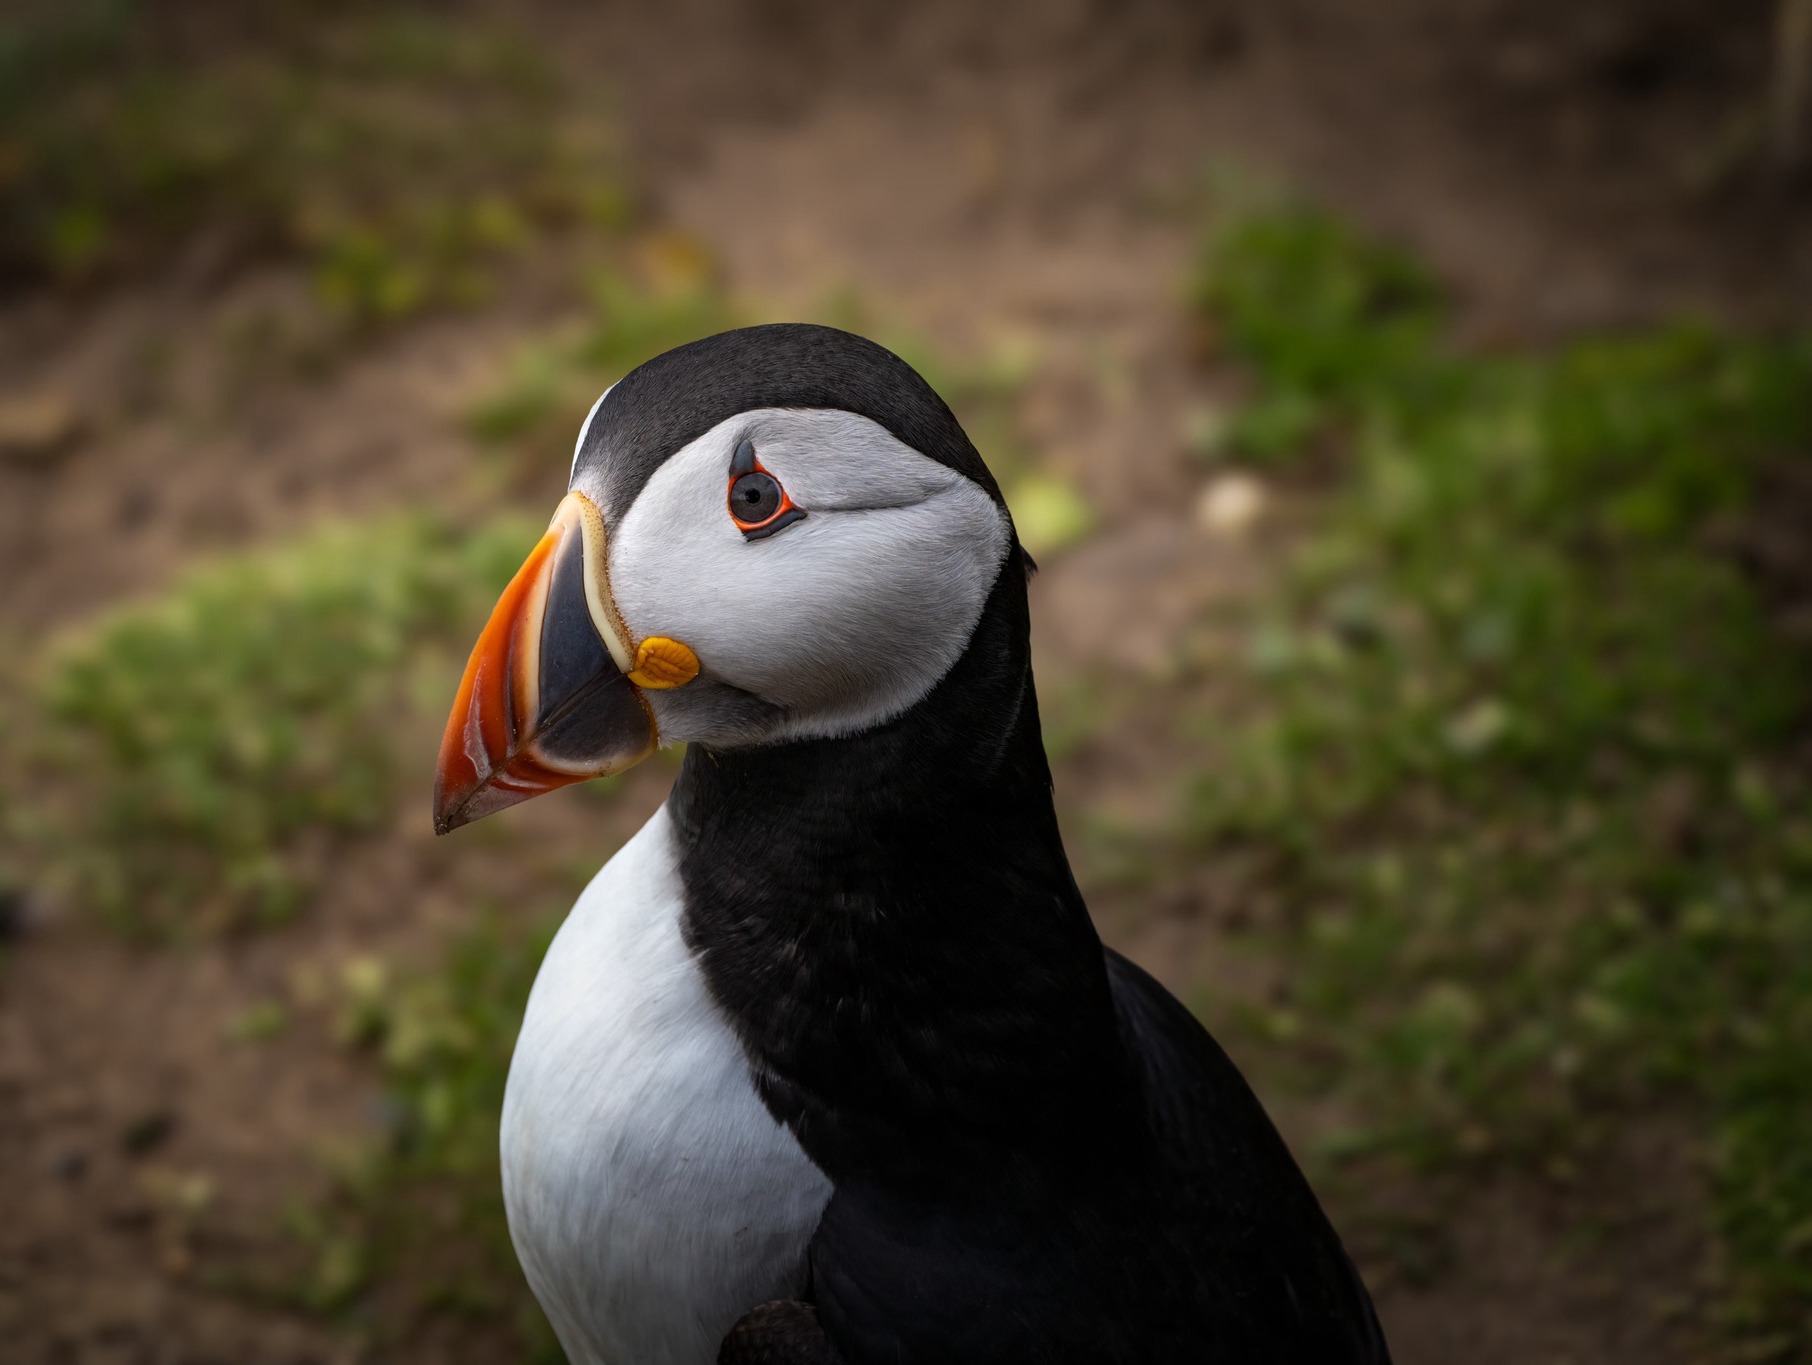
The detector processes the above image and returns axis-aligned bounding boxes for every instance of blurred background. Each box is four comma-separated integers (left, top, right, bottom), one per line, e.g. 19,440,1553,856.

1,1,1810,1361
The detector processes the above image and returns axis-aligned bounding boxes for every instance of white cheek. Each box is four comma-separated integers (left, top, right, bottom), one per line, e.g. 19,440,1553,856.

607,417,1009,741
728,492,1007,735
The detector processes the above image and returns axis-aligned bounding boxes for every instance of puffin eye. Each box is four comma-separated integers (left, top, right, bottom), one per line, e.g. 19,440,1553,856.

726,443,806,540
730,471,781,524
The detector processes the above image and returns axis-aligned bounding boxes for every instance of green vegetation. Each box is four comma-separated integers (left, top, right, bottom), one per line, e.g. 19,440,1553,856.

11,506,570,1348
27,515,533,937
1191,206,1443,464
286,915,565,1360
1005,472,1095,559
1188,207,1812,1353
0,5,625,321
466,248,740,452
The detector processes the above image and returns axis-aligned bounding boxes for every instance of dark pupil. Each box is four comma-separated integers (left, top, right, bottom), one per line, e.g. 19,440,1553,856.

731,471,780,523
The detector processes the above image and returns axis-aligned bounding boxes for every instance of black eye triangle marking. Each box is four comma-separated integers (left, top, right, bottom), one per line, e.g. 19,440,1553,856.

730,437,757,478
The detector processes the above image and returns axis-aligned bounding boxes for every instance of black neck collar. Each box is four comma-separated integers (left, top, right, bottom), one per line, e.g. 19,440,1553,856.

669,563,1140,1193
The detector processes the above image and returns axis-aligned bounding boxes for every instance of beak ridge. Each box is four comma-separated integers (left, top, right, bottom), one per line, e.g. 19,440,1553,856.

433,493,657,834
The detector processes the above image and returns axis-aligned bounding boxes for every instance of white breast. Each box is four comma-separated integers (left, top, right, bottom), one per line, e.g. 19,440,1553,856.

501,806,831,1365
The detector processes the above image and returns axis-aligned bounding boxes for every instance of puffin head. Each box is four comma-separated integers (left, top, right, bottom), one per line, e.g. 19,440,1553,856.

433,324,1020,833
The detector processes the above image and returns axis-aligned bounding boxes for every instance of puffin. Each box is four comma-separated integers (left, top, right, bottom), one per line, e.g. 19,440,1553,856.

432,323,1391,1365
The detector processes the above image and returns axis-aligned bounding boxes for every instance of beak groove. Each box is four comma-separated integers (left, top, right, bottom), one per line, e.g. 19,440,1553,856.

433,492,660,834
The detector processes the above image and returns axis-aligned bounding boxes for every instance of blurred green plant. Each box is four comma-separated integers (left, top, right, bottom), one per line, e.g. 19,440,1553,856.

27,514,534,937
1007,473,1095,559
285,916,565,1360
1190,206,1446,464
0,5,627,321
467,251,740,451
1189,205,1812,1352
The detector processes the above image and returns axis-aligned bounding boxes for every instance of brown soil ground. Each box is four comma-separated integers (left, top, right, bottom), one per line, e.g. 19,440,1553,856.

4,1,1809,1361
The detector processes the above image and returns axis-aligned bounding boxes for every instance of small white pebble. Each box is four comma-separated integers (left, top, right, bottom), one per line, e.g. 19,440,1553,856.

1196,472,1268,537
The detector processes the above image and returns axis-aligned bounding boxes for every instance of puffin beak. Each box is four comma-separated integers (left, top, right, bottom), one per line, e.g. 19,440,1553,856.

432,491,697,834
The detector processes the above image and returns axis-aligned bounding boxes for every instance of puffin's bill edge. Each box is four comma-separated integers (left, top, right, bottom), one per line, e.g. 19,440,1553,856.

432,492,656,835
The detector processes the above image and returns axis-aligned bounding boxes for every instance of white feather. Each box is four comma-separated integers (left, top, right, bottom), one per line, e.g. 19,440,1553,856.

502,806,831,1365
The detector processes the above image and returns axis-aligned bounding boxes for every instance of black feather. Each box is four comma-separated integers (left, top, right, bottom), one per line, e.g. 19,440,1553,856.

673,559,1390,1363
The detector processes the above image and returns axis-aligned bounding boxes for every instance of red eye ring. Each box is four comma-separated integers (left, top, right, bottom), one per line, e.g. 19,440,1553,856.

727,443,806,540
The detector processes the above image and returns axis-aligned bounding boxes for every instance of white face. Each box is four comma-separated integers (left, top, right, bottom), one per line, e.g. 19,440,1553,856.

571,407,1012,746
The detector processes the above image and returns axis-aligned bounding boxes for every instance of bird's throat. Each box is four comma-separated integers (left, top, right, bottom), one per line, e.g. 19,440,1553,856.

668,566,1140,1191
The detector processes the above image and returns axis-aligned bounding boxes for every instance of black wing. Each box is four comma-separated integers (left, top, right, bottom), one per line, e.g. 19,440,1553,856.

779,948,1391,1363
1102,947,1392,1363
